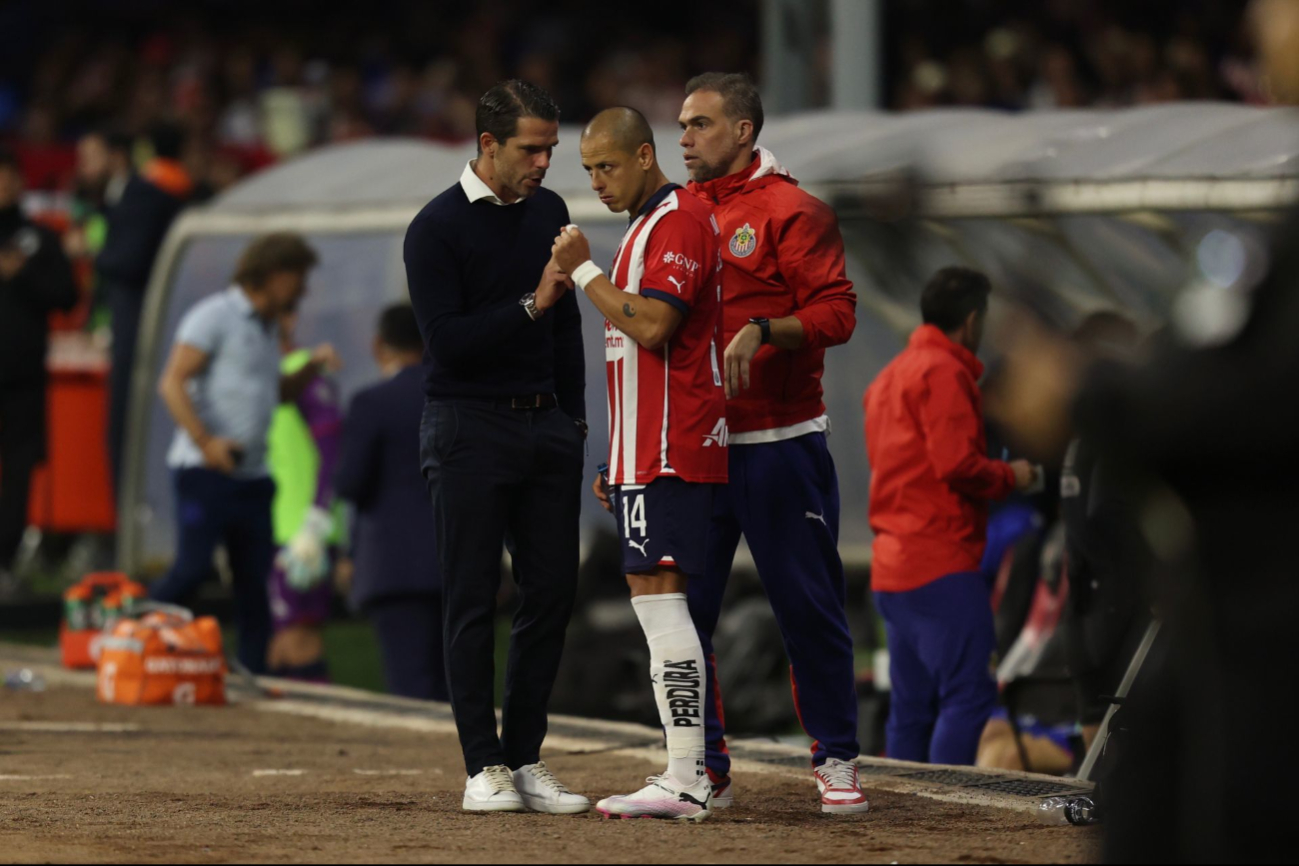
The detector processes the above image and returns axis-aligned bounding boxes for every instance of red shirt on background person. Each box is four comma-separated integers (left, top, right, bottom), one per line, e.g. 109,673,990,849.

863,266,1036,767
865,276,1036,592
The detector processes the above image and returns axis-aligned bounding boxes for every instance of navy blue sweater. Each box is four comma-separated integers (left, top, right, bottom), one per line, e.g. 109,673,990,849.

403,182,585,421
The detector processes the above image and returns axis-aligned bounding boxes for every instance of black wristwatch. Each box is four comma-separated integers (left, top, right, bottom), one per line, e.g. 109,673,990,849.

749,317,771,345
574,418,588,439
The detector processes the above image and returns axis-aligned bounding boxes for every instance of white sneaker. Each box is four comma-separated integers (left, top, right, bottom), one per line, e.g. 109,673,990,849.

814,758,870,814
463,765,526,813
710,772,734,809
512,762,590,814
596,774,713,822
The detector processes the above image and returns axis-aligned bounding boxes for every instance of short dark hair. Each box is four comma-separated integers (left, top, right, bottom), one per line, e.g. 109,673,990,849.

583,106,655,155
685,72,765,141
233,232,319,288
149,121,185,161
475,80,560,154
377,303,423,353
921,267,992,332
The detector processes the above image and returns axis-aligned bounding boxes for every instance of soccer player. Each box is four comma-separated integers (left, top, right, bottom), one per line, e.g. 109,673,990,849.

677,73,868,813
551,107,725,822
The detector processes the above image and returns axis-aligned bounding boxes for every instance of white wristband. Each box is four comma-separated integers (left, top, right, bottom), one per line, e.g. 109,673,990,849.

571,260,604,292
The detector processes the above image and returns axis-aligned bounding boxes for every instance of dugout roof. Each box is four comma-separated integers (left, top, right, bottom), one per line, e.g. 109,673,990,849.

206,103,1299,220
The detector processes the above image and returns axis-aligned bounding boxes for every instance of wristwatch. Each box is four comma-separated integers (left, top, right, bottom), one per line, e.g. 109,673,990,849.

749,317,771,345
520,293,542,320
574,418,589,439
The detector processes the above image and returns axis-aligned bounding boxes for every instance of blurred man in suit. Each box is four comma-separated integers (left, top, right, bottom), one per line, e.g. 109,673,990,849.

334,304,445,701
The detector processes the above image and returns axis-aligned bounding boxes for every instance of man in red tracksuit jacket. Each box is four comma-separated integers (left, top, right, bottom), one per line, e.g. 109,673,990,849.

678,73,867,814
865,267,1036,765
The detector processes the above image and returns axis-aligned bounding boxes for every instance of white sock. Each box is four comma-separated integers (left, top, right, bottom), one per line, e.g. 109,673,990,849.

631,593,707,783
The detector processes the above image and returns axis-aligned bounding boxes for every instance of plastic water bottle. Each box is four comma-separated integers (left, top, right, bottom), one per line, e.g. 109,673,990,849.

1037,795,1100,826
3,669,47,692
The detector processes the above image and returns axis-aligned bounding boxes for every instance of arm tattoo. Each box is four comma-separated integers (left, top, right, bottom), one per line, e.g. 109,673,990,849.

623,302,637,318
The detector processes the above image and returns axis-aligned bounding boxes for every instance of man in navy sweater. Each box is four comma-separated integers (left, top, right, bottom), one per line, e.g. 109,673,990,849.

404,80,589,816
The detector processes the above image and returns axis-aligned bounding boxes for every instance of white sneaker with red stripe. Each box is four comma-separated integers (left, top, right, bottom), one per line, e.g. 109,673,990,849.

815,758,870,814
709,771,733,809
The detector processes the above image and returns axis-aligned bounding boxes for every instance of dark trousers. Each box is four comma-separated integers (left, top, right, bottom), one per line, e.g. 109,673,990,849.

367,593,449,702
106,281,144,497
688,432,860,777
875,571,998,765
150,468,276,674
0,379,45,571
421,402,583,777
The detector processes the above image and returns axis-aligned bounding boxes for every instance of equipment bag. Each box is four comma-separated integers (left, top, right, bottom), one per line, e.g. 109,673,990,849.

93,603,227,706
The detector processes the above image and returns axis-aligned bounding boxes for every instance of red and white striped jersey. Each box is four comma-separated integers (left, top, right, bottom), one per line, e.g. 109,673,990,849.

605,184,728,486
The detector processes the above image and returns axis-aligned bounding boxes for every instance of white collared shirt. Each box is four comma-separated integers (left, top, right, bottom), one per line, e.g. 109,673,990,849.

459,160,521,206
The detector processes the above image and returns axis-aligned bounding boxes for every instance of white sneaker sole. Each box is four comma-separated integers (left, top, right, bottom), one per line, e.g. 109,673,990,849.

712,791,733,809
821,800,870,814
520,793,591,815
596,806,712,823
463,796,527,813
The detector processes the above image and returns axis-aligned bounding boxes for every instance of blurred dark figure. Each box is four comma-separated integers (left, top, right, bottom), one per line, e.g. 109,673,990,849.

992,2,1299,848
334,304,445,701
67,130,132,329
1058,313,1153,733
1063,235,1299,862
0,147,78,596
97,121,193,499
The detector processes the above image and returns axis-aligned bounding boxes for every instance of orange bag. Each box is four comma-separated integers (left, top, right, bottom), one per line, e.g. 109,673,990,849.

60,572,148,669
94,604,227,706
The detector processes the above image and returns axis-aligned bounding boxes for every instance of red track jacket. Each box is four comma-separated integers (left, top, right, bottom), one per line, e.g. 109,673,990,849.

687,148,857,439
864,325,1016,593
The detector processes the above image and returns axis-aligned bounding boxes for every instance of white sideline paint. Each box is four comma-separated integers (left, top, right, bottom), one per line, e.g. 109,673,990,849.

0,774,73,781
0,722,142,733
252,769,306,777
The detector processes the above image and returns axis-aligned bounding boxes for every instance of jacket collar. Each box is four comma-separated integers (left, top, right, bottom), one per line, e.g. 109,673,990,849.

910,324,984,379
688,146,794,204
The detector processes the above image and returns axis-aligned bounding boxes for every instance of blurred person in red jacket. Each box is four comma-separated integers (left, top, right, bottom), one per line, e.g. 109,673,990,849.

679,73,867,814
865,267,1037,765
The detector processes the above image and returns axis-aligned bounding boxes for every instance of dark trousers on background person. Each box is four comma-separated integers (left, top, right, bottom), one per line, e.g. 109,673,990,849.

421,401,583,778
874,570,998,765
688,432,861,779
0,378,45,572
367,593,448,702
150,468,276,674
106,280,145,497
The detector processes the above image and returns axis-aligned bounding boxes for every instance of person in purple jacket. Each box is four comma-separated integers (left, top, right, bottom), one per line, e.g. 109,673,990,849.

266,312,345,681
334,305,445,700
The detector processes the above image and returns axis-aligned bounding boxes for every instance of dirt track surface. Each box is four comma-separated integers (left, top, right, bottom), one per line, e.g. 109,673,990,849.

0,687,1099,864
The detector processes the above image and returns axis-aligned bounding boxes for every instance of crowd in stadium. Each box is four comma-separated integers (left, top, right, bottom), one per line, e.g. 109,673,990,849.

0,0,1261,199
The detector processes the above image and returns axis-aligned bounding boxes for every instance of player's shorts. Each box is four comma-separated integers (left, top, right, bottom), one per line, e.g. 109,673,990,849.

609,477,719,576
268,556,333,630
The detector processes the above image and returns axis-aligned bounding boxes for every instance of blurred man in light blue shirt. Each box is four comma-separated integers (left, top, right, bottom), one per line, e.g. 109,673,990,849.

151,233,339,674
